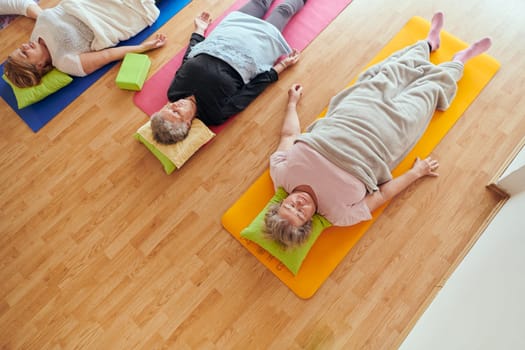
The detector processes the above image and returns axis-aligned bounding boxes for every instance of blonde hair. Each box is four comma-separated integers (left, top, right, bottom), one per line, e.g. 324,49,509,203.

4,56,53,88
264,203,313,248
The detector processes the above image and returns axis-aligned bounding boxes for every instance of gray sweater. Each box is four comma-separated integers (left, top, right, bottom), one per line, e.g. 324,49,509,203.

188,11,291,84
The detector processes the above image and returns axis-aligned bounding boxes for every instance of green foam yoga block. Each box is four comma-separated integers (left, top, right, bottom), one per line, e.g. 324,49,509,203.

115,53,151,91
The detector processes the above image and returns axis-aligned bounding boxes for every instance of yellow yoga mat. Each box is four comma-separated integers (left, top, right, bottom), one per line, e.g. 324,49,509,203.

221,16,501,299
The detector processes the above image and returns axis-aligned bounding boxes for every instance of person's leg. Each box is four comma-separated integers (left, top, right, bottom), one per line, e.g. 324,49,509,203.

452,37,492,64
358,12,443,83
238,0,274,19
426,12,444,52
357,41,429,82
376,11,443,64
265,0,306,32
433,38,491,108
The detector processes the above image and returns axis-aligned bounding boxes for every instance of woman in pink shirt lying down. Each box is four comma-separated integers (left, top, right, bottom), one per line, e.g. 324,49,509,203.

265,12,492,248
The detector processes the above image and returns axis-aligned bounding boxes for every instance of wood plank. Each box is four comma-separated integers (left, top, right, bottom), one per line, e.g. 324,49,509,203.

1,0,524,348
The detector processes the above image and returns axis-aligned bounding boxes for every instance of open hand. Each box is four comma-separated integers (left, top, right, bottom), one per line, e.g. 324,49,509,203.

412,157,440,178
141,33,167,51
195,12,212,33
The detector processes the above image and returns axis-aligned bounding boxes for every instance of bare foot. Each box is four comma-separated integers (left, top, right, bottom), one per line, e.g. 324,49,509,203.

426,12,444,51
453,37,492,64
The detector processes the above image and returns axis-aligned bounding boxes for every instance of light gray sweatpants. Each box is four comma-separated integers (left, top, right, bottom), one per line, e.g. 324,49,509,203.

238,0,305,32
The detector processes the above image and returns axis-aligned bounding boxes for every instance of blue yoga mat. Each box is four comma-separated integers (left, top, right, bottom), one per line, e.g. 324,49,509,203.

0,0,191,132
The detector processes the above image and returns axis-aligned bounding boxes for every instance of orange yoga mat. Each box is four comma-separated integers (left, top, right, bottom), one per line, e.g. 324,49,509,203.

221,16,501,299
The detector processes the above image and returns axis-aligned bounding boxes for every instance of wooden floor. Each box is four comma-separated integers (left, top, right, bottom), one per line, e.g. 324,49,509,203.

1,0,524,348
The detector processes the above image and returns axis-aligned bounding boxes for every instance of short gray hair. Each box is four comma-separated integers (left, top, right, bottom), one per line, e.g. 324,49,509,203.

264,203,313,248
150,112,190,144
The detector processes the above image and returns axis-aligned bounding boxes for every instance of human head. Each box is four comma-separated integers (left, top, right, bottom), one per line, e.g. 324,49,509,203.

150,98,198,144
264,203,313,248
5,40,53,88
263,191,317,248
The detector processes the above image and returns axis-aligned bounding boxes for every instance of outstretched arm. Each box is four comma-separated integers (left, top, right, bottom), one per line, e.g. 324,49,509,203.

276,84,303,151
193,11,211,36
78,33,167,75
182,11,212,62
364,157,440,212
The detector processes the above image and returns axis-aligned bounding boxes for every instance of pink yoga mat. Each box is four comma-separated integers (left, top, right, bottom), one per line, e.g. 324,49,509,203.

133,0,353,133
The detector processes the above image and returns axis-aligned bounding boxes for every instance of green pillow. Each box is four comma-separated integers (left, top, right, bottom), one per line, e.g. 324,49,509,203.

241,187,332,275
134,131,176,174
3,69,73,109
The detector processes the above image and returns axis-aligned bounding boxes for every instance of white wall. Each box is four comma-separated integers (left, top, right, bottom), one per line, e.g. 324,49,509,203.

497,142,525,195
400,147,525,350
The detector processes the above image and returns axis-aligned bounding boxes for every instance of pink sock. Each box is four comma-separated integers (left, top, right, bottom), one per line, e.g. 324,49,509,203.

427,12,444,51
453,37,492,64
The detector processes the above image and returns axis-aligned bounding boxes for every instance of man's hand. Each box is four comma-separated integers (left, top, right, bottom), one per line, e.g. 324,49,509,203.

274,49,301,74
194,12,212,35
281,49,301,68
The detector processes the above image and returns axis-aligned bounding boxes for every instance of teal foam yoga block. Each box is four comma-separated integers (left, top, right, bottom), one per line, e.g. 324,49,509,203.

115,53,151,91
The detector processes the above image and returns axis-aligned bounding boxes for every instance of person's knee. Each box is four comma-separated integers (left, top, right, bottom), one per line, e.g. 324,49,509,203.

276,0,305,18
257,0,274,8
249,0,273,11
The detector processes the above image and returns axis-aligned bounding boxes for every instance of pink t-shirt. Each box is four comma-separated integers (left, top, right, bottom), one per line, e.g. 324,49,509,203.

269,142,372,226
